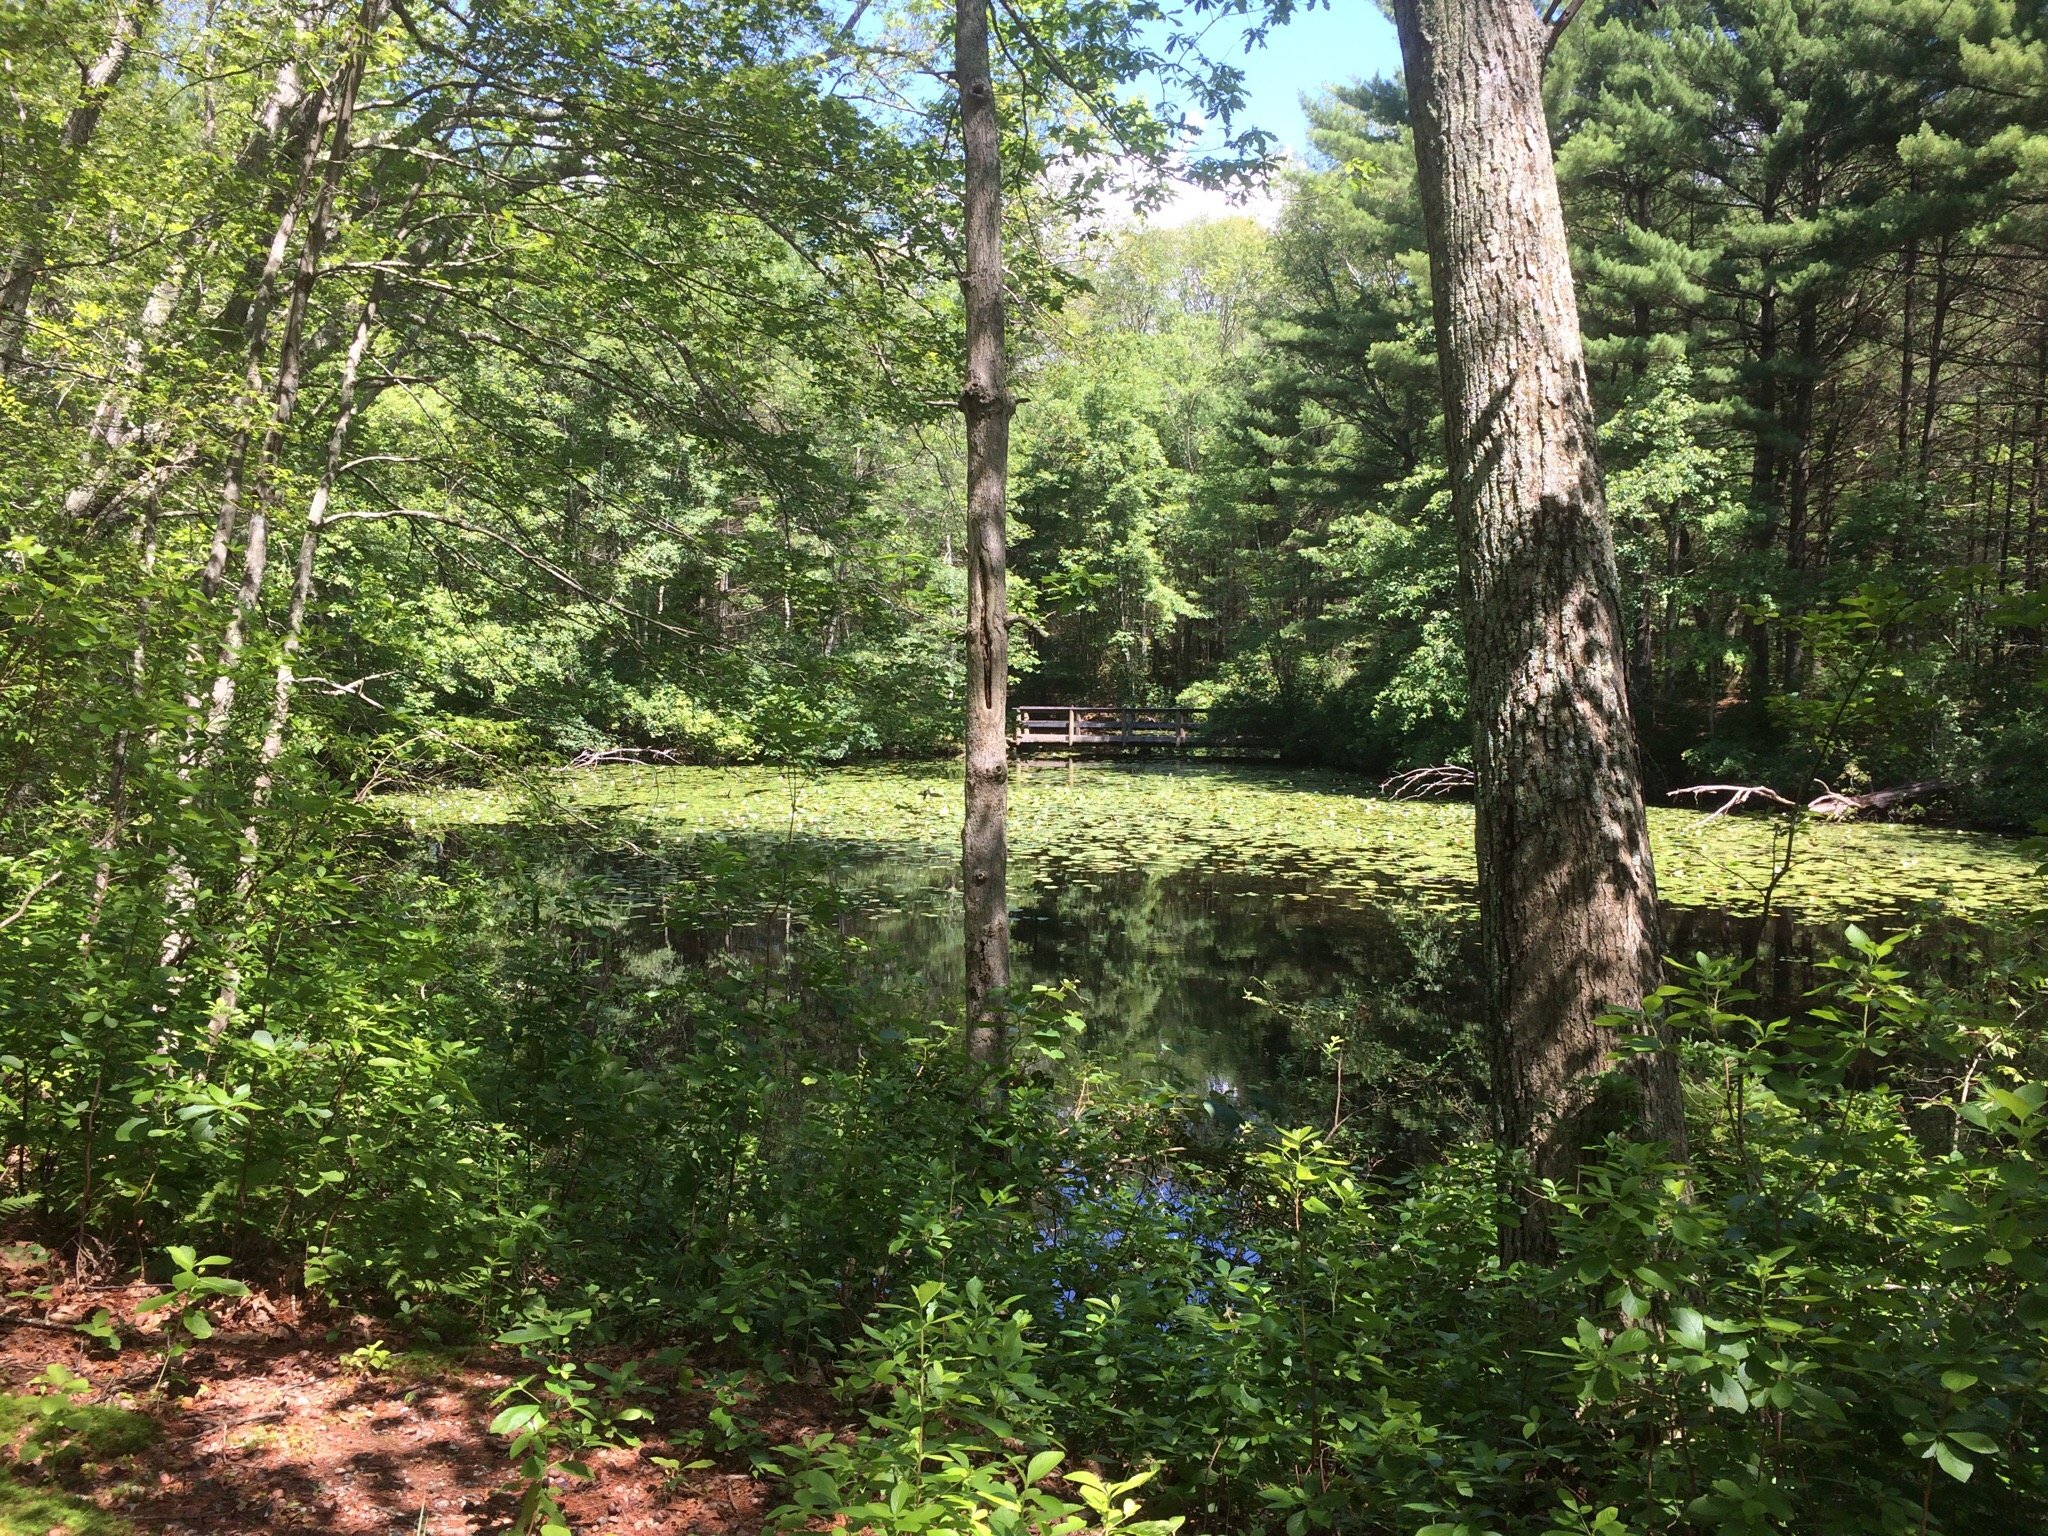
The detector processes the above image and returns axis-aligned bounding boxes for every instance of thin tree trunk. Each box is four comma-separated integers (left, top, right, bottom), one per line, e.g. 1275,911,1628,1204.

209,296,379,1029
203,0,387,746
1896,235,1917,469
2026,315,2046,594
1917,235,1952,479
84,498,162,948
203,73,333,602
64,263,188,527
162,0,381,972
956,0,1011,1063
68,23,322,541
0,1,153,373
1742,273,1780,712
1392,0,1686,1260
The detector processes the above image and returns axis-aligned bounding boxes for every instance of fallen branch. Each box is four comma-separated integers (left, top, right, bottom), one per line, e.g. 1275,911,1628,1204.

1667,783,1798,821
1807,780,1951,820
558,745,681,771
1670,780,1950,822
1381,764,1476,800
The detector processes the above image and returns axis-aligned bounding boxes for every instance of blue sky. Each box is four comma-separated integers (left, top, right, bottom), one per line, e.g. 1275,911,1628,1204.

1132,1,1401,223
1216,1,1402,156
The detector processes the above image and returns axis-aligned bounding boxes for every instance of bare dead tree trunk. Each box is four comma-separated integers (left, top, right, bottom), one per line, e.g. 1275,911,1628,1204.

956,0,1012,1064
0,1,153,374
1392,0,1687,1260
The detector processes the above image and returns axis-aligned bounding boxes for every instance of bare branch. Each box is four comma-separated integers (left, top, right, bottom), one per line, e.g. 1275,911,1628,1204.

1380,764,1477,800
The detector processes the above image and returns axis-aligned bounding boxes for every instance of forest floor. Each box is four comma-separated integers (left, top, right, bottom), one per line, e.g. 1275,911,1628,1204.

0,1255,824,1536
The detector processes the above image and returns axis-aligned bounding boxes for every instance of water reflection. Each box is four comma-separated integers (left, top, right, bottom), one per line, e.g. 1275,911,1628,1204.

418,762,2022,1143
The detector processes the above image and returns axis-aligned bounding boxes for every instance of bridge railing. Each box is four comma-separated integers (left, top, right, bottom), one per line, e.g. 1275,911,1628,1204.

1012,705,1211,750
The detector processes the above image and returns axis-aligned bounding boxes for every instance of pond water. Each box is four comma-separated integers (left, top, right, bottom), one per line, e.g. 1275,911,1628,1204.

399,762,2041,1124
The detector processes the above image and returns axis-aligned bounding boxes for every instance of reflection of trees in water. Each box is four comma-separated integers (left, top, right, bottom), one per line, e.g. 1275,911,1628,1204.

1006,862,1482,1127
428,818,1988,1156
431,823,1491,1139
844,855,1493,1142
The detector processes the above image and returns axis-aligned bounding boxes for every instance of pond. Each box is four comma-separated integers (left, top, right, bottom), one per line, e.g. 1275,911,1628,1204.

397,762,2042,1128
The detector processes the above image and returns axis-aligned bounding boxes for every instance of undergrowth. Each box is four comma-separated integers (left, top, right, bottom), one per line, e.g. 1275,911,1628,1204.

3,795,2046,1533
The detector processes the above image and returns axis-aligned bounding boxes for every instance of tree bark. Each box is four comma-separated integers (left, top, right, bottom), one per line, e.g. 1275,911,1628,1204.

955,0,1011,1063
1391,0,1687,1259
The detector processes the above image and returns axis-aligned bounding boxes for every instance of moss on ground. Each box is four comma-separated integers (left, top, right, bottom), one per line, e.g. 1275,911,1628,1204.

0,1389,154,1536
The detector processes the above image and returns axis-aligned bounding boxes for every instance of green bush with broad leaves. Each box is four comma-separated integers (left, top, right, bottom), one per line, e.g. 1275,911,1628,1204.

771,1277,1183,1535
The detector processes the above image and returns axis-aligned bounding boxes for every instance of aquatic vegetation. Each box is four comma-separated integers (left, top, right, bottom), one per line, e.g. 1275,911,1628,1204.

397,761,2043,924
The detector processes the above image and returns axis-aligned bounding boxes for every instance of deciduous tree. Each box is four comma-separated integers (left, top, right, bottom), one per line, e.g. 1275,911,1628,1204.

1390,0,1686,1255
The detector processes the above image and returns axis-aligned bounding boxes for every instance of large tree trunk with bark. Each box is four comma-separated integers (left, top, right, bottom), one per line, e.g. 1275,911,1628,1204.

1391,0,1687,1258
955,0,1011,1063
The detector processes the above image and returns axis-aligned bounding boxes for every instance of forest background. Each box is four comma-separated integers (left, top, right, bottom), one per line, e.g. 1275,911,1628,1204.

5,0,2048,1533
9,0,2046,820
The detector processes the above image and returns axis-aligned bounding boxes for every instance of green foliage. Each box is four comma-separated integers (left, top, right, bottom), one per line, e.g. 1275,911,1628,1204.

769,1278,1106,1536
3,0,2047,1531
0,1367,152,1536
0,1367,156,1470
132,1247,248,1380
489,1306,657,1536
998,0,2048,792
0,1477,133,1536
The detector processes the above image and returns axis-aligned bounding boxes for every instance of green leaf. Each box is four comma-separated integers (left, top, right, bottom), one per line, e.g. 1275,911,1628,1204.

1930,1439,1974,1482
489,1403,545,1436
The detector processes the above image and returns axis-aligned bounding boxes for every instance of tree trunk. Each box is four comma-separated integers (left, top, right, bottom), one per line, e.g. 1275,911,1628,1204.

1917,235,1952,480
210,296,380,1029
1391,0,1687,1259
956,0,1011,1064
0,1,153,374
203,0,387,745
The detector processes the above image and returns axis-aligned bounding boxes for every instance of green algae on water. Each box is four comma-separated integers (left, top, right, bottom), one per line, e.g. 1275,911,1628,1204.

392,761,2040,924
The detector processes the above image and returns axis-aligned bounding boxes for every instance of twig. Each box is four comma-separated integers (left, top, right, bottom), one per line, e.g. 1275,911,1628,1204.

0,870,62,932
1380,764,1476,800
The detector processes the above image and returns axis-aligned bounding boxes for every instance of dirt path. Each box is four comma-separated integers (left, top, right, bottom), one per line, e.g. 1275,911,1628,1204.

0,1269,822,1536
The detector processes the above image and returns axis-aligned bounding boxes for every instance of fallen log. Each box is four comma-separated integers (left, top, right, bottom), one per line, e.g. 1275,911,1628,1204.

1806,780,1951,819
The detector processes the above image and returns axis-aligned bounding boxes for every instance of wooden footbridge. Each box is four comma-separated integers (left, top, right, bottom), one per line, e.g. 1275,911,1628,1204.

1012,705,1254,756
